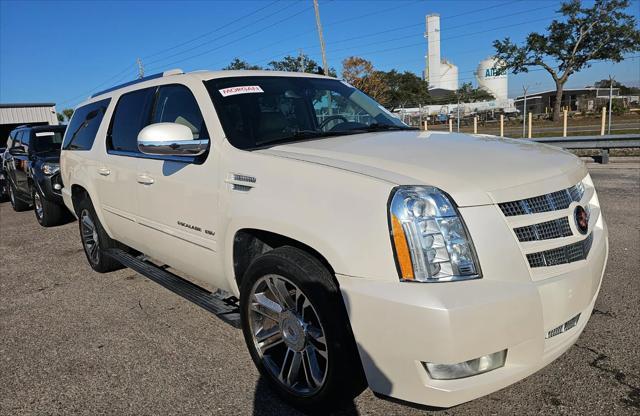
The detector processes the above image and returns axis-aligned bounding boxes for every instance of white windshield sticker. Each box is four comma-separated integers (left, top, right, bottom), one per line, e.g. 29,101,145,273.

219,85,264,97
35,132,55,137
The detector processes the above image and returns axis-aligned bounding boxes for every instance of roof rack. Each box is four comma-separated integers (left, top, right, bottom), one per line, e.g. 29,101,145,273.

90,69,184,99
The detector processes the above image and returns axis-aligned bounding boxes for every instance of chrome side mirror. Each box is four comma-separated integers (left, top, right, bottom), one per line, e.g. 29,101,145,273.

137,122,208,156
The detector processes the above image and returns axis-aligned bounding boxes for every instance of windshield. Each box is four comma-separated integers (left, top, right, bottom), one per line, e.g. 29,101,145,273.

205,76,411,150
31,131,64,153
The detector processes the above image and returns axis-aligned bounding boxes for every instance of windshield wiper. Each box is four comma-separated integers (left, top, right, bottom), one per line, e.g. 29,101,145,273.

362,123,418,132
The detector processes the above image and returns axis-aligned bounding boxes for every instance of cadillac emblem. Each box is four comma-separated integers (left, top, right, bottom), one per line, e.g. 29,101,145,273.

574,205,589,235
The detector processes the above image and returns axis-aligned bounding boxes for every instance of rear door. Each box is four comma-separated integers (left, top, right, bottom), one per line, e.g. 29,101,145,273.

135,83,219,283
95,87,155,249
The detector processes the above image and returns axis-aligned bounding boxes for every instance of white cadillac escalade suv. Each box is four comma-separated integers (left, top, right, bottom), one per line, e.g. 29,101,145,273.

60,69,608,412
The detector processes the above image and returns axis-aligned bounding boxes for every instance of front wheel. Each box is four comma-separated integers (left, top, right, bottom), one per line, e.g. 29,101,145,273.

240,246,366,413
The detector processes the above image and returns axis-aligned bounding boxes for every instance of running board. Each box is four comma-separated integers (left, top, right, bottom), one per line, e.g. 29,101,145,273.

106,249,241,328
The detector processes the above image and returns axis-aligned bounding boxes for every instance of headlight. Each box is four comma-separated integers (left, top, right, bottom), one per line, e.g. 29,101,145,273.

388,186,481,282
41,163,60,176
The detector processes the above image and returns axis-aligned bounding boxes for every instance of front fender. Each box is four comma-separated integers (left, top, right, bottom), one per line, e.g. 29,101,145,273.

219,148,402,295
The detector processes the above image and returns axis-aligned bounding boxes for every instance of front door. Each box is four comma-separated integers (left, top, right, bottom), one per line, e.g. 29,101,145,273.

135,83,219,285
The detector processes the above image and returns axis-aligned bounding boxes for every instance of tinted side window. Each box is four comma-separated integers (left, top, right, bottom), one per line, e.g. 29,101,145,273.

13,131,23,148
63,98,111,150
108,88,155,153
21,130,30,151
152,85,207,139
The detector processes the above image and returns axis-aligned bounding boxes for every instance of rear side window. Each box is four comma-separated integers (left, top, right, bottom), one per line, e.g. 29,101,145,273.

108,87,155,153
63,98,111,150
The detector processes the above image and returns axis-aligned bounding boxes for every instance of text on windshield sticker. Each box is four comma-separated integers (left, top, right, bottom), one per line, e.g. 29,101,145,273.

219,86,264,97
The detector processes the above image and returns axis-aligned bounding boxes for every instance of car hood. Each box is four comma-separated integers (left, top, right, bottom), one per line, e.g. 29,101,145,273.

258,131,586,206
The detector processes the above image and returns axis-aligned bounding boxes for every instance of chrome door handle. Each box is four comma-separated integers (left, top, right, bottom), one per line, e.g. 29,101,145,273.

136,175,154,185
97,167,111,176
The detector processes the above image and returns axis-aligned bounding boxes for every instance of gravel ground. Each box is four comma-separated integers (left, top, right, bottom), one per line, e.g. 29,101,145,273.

0,161,638,416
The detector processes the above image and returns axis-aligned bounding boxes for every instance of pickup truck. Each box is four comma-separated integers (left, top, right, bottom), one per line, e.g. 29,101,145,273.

60,69,608,412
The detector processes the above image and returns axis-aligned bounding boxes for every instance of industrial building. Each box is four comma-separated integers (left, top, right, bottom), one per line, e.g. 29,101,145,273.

423,14,514,115
476,57,508,101
0,103,59,141
424,14,459,94
514,87,621,115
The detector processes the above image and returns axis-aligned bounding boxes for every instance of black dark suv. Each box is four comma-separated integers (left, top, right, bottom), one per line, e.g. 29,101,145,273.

3,125,69,226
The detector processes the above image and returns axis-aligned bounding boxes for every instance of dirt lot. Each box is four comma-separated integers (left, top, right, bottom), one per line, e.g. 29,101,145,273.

0,160,638,416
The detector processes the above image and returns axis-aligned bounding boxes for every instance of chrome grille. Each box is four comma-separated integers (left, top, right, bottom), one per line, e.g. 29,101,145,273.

514,217,572,242
527,233,593,268
499,182,585,216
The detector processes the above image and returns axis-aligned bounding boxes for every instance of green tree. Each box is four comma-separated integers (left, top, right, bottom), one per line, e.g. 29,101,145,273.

269,54,336,77
381,70,429,110
493,0,640,120
223,58,263,70
455,82,495,103
62,108,74,121
56,113,64,123
593,79,640,95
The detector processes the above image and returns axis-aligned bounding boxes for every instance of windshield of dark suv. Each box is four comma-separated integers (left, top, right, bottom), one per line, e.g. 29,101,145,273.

205,76,414,150
31,131,65,154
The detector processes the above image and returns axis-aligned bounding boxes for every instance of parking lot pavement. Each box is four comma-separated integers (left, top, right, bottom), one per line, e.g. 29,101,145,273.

0,161,638,416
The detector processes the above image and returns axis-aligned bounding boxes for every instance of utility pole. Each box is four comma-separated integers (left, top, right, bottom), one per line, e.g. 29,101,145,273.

298,50,305,72
456,99,461,133
607,75,614,135
521,85,529,138
136,58,145,79
313,0,328,76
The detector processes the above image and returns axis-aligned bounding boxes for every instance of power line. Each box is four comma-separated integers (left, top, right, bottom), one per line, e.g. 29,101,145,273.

141,0,281,61
58,63,137,107
144,1,302,68
145,4,314,73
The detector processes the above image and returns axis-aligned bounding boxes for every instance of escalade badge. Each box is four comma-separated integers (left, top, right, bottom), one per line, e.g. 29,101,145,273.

574,205,589,235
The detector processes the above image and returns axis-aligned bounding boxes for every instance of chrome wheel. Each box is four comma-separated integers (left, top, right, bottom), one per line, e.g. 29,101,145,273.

80,209,100,264
34,191,43,219
248,274,329,396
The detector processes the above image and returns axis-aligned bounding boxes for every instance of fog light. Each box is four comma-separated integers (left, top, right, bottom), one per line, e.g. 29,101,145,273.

424,350,507,380
53,184,62,190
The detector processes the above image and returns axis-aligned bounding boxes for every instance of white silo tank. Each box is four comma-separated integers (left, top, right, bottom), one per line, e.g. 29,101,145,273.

439,59,459,91
476,58,508,100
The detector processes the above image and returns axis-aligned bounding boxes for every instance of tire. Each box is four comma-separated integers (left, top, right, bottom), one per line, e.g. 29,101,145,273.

240,246,366,413
33,187,64,227
76,196,123,273
0,180,9,202
9,183,30,212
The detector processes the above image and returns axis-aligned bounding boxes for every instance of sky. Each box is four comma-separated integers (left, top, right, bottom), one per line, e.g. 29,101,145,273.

1,0,639,110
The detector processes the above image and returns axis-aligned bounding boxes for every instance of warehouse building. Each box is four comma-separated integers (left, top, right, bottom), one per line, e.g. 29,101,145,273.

0,103,59,142
514,87,620,115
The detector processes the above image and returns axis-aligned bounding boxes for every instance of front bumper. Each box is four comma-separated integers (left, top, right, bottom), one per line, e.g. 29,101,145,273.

337,220,608,408
34,172,64,205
